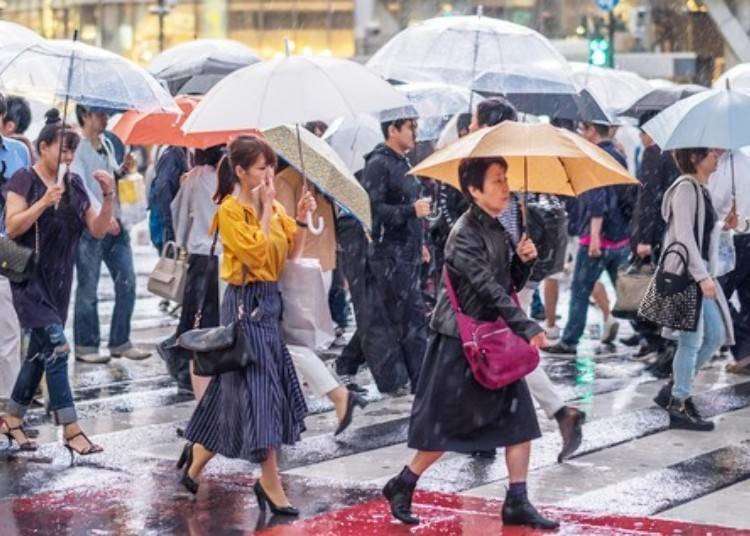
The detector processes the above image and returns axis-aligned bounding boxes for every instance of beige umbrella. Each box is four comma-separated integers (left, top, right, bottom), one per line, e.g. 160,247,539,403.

263,125,372,232
410,121,637,197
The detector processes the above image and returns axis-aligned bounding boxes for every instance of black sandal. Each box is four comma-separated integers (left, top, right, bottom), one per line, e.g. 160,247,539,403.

63,431,103,462
1,417,38,451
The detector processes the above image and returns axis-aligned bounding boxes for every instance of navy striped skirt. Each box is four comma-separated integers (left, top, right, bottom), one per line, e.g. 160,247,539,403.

185,282,307,463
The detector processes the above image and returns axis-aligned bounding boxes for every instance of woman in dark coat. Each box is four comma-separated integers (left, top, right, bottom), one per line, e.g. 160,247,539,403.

382,157,558,530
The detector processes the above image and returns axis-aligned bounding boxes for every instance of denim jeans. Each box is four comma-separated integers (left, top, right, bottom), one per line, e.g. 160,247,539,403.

672,298,725,401
561,244,630,347
74,229,136,354
8,324,77,424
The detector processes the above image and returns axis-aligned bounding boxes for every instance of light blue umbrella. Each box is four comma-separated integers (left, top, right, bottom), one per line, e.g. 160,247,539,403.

642,85,750,150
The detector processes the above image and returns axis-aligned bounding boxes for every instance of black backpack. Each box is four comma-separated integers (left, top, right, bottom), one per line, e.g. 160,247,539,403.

527,197,569,282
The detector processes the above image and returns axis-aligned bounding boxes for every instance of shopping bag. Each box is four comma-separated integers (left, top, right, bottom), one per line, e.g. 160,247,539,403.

118,171,148,228
279,258,335,350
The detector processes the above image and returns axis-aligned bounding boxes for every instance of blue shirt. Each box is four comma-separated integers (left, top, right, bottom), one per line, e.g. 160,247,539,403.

0,135,31,231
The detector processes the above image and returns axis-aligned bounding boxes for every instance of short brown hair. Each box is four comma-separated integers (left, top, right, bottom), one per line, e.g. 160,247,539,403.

458,157,508,202
672,147,710,175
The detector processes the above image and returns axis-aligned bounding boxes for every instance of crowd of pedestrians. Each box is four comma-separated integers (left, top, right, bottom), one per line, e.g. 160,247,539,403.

1,82,748,531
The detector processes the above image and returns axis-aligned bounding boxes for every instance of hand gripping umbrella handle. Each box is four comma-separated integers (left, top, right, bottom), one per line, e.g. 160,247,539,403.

307,210,325,235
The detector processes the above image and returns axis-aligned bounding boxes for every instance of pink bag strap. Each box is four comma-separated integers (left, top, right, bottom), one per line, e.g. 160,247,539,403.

442,268,464,314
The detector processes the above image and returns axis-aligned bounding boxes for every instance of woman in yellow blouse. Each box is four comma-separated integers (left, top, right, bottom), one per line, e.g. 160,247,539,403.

178,136,315,516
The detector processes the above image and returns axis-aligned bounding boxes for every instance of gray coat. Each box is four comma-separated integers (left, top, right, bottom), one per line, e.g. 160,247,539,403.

661,175,734,344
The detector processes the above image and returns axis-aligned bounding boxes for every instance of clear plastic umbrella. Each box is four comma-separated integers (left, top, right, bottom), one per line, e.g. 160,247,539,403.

0,21,43,48
323,114,383,174
0,39,179,113
380,82,482,142
148,39,261,96
570,62,651,116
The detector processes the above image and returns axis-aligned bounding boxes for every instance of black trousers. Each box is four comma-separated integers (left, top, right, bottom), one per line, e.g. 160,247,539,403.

719,234,750,360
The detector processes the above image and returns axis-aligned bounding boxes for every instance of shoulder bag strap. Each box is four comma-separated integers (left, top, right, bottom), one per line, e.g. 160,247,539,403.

191,224,221,329
442,268,463,314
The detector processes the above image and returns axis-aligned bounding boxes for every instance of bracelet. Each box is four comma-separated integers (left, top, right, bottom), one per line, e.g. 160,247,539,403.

102,191,115,198
295,219,308,228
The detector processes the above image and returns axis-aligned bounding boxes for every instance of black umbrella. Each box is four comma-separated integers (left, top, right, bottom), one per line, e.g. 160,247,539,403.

620,84,706,121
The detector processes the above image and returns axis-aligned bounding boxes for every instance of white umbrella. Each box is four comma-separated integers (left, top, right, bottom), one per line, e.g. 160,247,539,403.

642,85,750,150
323,114,383,174
0,21,42,48
714,63,750,90
0,39,178,113
570,62,651,116
182,55,408,133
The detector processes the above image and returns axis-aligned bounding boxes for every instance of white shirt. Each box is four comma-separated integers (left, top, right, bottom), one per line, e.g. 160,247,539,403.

709,150,750,232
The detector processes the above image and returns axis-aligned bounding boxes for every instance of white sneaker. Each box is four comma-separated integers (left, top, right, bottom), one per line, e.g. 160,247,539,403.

601,317,620,344
545,325,561,340
111,347,152,361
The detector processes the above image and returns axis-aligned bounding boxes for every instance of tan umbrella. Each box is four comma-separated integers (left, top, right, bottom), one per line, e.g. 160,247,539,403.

410,121,637,197
263,125,372,232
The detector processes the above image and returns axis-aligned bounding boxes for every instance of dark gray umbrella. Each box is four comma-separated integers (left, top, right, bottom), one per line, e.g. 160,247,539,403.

620,84,706,121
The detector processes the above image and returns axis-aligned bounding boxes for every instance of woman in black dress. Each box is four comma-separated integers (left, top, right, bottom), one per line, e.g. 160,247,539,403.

383,157,558,530
0,109,115,458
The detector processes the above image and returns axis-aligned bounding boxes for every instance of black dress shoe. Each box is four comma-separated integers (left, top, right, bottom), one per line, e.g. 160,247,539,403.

620,334,642,347
345,382,367,395
667,398,714,431
383,475,419,525
653,381,673,409
470,449,497,459
556,407,585,463
253,481,299,516
334,391,368,436
502,494,559,530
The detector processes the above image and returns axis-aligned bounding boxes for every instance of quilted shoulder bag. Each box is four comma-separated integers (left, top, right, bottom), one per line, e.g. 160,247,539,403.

443,269,539,390
638,180,703,332
177,221,257,376
0,217,38,283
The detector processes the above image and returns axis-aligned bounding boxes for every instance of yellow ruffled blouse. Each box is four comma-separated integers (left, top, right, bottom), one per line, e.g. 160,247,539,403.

214,195,297,285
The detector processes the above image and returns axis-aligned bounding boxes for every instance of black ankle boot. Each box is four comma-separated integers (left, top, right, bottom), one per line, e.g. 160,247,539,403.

383,475,419,525
653,381,673,409
667,397,714,431
502,494,559,530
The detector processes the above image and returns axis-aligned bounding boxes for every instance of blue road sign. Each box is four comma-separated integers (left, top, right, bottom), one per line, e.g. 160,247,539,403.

595,0,619,11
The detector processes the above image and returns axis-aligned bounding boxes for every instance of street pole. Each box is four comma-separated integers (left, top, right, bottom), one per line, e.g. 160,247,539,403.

158,0,165,52
608,9,615,67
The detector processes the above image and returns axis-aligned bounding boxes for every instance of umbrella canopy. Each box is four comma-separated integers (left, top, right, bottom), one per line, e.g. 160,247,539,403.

263,125,372,230
323,114,383,174
367,15,572,89
148,39,261,96
381,82,481,142
620,84,707,120
182,55,408,134
112,96,260,149
0,21,43,48
570,63,651,116
0,39,178,113
714,63,750,90
642,86,750,150
410,122,636,196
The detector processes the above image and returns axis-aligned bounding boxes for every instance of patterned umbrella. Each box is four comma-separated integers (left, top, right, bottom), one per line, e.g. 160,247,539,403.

263,125,372,231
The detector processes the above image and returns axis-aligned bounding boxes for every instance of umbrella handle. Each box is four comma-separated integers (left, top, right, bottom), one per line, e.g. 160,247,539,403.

307,211,325,236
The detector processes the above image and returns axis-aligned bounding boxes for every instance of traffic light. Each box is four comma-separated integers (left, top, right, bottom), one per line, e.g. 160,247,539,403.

588,37,610,67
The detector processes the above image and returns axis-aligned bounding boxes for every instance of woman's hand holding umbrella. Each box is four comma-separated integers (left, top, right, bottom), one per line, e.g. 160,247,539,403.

295,190,318,226
516,234,538,263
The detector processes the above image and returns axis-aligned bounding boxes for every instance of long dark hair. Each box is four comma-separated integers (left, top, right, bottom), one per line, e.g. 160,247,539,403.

214,136,276,204
36,109,80,208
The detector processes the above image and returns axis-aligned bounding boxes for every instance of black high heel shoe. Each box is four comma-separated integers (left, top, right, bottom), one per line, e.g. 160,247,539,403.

1,417,38,452
63,431,103,463
178,443,199,494
334,391,368,436
253,481,299,516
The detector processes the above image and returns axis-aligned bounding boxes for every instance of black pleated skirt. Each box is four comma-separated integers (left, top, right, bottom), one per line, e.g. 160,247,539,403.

185,282,307,463
407,330,541,453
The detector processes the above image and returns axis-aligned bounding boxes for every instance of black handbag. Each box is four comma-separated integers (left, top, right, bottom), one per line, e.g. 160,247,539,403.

177,224,258,376
638,179,703,332
0,223,38,283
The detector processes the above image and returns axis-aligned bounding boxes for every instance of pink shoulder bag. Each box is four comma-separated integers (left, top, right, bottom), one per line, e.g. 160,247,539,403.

443,270,539,390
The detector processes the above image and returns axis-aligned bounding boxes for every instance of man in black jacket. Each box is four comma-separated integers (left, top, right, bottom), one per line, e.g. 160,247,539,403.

353,117,431,393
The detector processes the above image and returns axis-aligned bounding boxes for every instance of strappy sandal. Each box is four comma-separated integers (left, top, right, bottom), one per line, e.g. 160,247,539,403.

63,431,103,462
0,417,38,451
726,362,750,375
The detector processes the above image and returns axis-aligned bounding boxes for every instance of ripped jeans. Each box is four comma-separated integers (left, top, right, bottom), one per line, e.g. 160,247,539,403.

7,324,77,425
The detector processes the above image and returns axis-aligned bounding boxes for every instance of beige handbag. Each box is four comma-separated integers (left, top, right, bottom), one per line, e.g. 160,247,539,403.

612,259,655,319
147,241,188,303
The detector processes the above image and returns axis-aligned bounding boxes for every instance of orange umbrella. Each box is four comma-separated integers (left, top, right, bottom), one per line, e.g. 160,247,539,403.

112,95,260,149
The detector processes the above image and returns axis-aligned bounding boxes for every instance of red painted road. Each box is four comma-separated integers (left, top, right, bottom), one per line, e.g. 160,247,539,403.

3,470,749,536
